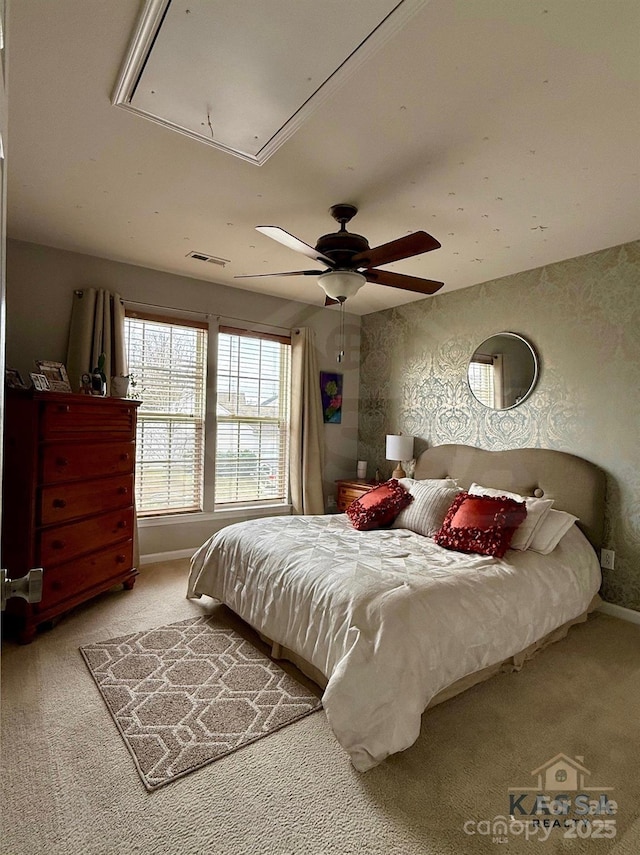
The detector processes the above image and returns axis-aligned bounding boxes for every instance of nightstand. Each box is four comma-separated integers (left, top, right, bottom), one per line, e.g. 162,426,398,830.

335,479,376,512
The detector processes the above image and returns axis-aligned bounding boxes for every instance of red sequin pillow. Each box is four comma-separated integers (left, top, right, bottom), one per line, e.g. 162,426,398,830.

346,479,413,531
434,492,527,558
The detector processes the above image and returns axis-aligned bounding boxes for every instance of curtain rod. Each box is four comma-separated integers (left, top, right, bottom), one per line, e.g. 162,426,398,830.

74,291,197,316
76,293,298,334
216,314,298,335
122,298,211,320
74,288,298,333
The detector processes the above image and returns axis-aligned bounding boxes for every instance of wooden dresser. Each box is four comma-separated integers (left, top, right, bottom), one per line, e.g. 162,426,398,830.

2,390,140,643
335,479,376,512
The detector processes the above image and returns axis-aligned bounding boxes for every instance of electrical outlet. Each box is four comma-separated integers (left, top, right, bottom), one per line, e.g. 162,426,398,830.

600,548,615,570
327,495,337,508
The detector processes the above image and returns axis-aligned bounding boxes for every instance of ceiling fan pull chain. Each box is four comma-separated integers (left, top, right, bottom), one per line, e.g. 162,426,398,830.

337,301,345,363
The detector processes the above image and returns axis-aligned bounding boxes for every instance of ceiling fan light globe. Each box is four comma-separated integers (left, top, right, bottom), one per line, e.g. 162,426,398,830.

318,270,366,301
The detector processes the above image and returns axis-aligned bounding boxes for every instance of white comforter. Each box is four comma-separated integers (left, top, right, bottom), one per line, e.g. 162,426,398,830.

187,514,600,771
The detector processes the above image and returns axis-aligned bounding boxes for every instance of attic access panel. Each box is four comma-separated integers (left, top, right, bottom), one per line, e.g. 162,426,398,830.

113,0,427,165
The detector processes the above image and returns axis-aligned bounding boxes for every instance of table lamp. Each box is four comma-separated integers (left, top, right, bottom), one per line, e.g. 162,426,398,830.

385,434,414,479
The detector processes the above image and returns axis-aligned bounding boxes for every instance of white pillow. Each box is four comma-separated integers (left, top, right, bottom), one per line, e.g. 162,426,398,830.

392,482,461,537
468,483,554,551
398,477,458,491
528,509,579,554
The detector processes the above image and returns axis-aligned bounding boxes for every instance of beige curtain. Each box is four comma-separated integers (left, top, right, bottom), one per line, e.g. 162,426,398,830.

290,327,325,515
66,288,127,395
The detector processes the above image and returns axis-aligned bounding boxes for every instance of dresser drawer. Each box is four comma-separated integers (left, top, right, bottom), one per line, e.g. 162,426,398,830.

39,474,133,526
41,441,135,484
337,491,361,511
34,540,134,614
39,507,134,567
41,399,136,439
336,481,374,511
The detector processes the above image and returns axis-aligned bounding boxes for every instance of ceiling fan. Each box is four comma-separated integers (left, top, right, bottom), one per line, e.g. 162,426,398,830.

236,204,444,306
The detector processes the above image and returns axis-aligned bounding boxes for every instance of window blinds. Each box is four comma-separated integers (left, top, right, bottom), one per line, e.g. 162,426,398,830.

124,314,207,516
468,359,496,409
215,327,291,506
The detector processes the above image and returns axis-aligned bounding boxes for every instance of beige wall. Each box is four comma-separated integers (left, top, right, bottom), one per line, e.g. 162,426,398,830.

6,239,361,555
359,241,640,611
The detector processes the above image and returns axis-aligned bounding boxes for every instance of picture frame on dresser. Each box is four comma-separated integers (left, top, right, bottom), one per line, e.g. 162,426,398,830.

29,372,50,391
35,360,72,393
5,368,28,389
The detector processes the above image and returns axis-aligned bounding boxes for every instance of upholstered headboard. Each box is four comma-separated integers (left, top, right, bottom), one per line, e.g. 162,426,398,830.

414,444,606,550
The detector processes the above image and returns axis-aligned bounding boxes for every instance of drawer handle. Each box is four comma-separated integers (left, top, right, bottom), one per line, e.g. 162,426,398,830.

51,540,66,550
116,554,126,564
57,404,70,413
52,498,67,508
117,486,129,495
117,520,128,529
119,453,130,461
56,457,69,467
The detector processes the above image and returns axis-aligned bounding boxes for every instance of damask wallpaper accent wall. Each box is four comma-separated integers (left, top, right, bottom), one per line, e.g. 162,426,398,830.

359,241,640,611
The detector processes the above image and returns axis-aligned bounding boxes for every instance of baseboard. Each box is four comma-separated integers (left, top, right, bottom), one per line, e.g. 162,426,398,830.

140,548,196,565
597,601,640,625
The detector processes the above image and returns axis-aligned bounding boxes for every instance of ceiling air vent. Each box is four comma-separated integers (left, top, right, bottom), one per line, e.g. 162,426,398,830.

186,251,230,267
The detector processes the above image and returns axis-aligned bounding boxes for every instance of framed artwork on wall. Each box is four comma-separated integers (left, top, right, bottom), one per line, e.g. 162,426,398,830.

320,371,343,424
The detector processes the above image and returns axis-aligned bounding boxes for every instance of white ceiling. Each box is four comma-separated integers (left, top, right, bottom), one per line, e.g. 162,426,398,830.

117,0,421,164
7,0,640,315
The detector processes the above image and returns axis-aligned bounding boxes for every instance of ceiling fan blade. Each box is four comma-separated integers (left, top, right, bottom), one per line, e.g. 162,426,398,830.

364,268,444,295
234,270,325,279
256,226,334,266
352,231,441,268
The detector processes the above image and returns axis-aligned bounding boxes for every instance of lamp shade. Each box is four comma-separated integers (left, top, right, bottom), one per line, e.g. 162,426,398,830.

318,270,366,301
385,434,414,462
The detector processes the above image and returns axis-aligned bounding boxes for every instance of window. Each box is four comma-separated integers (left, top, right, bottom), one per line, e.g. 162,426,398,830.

468,357,495,408
215,326,291,506
124,313,207,516
555,769,568,783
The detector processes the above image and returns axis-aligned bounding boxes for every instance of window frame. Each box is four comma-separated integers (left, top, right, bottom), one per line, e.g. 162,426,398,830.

214,324,292,509
124,310,209,518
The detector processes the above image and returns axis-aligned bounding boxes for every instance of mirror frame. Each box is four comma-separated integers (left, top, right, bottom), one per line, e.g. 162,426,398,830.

467,332,539,411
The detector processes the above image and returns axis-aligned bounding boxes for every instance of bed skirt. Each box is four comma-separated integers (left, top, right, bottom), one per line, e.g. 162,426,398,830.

260,593,602,706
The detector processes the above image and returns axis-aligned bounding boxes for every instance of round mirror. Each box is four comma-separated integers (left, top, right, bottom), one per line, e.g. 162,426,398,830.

467,332,538,410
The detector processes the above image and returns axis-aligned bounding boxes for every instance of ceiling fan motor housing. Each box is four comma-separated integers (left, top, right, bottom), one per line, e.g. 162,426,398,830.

315,230,369,268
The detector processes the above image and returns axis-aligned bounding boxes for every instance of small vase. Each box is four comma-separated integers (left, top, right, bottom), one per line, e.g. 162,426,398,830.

111,375,130,398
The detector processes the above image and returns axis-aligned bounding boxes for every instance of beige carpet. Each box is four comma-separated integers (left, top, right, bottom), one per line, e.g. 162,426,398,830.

80,616,322,790
1,558,639,855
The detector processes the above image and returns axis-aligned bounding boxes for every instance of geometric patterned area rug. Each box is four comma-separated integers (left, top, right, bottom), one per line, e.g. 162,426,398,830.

80,616,323,790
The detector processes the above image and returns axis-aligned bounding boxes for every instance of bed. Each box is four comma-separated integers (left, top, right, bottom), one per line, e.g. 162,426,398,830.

187,444,605,772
